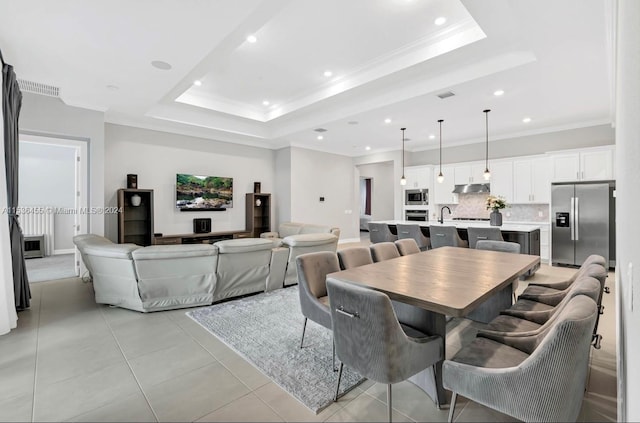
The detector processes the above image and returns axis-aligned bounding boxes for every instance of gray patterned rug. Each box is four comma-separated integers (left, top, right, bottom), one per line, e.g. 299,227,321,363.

187,286,365,414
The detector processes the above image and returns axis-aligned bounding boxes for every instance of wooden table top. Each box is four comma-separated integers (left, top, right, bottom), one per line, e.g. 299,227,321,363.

328,246,540,317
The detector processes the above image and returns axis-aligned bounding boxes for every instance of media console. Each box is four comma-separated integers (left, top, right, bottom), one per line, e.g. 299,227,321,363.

153,230,251,245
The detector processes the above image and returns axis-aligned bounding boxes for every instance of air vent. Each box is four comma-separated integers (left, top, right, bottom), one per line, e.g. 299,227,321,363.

314,128,328,133
17,79,60,97
436,91,455,99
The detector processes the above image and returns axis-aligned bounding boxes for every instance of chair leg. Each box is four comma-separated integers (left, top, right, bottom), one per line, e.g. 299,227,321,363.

299,317,307,349
332,336,337,372
387,384,393,423
334,362,344,402
448,392,457,423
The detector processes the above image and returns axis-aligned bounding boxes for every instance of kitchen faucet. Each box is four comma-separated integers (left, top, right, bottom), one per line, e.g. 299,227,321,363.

439,206,451,224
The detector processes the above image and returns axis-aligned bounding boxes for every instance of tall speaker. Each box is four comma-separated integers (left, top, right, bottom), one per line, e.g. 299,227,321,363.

193,218,211,234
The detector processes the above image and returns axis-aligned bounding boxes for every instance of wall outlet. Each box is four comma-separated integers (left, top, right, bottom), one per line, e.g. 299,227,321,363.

506,212,511,217
538,211,544,217
344,209,352,214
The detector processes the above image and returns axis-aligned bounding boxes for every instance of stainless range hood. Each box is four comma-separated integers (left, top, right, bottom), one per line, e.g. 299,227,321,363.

452,183,490,194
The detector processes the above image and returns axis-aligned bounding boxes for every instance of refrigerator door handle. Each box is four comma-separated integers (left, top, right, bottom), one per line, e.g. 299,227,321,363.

575,196,579,241
570,197,575,240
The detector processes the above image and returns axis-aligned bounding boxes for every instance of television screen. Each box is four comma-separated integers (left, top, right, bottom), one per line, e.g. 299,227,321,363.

176,174,233,211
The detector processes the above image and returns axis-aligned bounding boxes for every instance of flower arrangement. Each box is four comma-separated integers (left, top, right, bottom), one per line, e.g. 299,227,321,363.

486,195,509,211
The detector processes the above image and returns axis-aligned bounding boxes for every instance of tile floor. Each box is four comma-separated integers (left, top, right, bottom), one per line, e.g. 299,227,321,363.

0,239,617,422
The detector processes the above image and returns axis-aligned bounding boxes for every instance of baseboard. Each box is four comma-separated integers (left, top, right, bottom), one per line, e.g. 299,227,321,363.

338,238,361,244
54,249,75,255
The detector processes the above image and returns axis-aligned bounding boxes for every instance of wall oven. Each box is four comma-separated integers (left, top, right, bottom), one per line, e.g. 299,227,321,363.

405,210,428,222
405,189,428,206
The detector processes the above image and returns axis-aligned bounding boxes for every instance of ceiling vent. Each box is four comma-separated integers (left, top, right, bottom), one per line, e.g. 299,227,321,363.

436,91,455,99
314,128,328,133
17,79,60,98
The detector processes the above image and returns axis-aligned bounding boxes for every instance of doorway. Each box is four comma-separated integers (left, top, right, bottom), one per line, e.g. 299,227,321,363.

19,134,88,282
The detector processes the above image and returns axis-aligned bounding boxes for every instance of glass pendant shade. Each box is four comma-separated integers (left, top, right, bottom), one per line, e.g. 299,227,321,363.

400,176,407,186
483,168,491,180
437,172,444,183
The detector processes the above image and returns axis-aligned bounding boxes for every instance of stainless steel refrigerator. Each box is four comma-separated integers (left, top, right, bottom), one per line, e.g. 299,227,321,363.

551,181,615,267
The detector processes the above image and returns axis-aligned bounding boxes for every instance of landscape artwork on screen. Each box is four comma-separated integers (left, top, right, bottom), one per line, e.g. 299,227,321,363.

176,174,233,210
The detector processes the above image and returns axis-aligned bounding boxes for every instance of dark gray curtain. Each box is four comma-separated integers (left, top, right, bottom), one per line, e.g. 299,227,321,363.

1,50,30,310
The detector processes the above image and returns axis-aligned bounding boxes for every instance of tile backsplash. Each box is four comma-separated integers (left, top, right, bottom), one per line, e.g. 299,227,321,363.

434,193,549,222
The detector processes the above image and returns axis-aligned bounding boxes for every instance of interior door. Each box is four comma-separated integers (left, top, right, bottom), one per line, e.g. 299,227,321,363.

551,184,575,265
574,183,610,265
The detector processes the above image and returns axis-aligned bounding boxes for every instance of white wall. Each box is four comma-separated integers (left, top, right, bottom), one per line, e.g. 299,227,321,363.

356,162,394,220
274,148,291,224
19,93,104,235
288,147,358,240
407,124,614,166
19,142,75,251
615,1,640,420
104,124,275,240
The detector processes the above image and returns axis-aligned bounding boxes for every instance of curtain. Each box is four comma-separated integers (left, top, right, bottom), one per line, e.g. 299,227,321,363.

0,54,18,334
1,50,30,311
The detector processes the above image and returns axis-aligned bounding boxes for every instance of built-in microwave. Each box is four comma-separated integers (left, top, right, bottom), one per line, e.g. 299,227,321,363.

405,189,428,206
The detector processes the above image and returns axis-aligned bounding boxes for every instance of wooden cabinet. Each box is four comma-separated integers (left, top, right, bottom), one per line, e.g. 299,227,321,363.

551,147,614,182
246,193,271,237
117,189,154,246
513,157,551,203
488,160,513,203
404,166,431,189
433,165,458,205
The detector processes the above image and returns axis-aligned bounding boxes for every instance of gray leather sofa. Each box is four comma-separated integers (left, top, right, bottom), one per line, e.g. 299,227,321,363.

261,222,340,286
74,235,288,312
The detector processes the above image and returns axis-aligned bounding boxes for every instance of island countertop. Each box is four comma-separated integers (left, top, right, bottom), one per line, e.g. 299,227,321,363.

371,220,541,233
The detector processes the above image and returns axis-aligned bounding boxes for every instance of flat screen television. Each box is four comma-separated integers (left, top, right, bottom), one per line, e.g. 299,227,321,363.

176,174,233,211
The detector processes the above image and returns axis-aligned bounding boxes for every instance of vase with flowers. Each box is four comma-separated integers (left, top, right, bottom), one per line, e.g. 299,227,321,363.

486,195,508,226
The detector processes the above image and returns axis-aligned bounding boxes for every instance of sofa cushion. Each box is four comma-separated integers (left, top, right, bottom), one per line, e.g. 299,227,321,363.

85,243,140,259
299,225,332,234
279,222,304,238
215,238,276,253
132,244,217,260
282,233,338,247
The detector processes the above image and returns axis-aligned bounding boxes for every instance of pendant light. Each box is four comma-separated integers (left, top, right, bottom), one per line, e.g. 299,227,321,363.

400,127,407,186
483,109,491,180
436,119,444,183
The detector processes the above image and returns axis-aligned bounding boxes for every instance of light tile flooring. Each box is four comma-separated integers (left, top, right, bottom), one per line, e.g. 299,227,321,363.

0,238,617,422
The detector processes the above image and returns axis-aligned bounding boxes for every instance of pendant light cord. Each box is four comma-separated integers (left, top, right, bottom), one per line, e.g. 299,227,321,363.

401,128,406,177
484,109,490,170
438,119,443,173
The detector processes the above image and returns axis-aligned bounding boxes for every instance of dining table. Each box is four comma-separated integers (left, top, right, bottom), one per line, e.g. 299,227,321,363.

327,246,541,407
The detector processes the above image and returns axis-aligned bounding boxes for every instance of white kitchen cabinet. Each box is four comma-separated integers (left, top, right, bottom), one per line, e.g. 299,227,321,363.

540,225,550,263
433,165,458,205
404,165,431,189
453,162,487,184
551,146,614,182
513,157,551,203
487,160,513,203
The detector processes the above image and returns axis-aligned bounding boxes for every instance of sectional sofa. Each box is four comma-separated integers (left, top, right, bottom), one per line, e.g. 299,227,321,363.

74,225,338,312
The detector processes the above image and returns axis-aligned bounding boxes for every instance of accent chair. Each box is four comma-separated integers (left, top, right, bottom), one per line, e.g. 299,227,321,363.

337,247,373,270
396,223,430,251
429,226,468,248
467,227,504,249
370,242,400,262
394,238,420,256
368,222,398,244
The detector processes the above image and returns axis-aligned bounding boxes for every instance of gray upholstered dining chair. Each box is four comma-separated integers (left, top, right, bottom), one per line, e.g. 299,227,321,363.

429,226,468,249
394,238,420,256
396,223,430,251
295,251,341,368
326,277,443,422
368,222,398,244
337,246,373,270
444,295,598,422
476,240,521,302
467,227,503,249
370,242,400,262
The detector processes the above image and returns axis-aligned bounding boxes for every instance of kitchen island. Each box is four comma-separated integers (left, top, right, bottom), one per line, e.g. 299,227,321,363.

371,220,541,276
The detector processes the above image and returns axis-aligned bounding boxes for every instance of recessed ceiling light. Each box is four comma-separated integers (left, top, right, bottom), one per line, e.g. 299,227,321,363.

428,134,435,139
246,35,257,43
323,70,333,77
493,89,505,96
434,17,447,26
317,135,324,140
365,146,371,151
151,60,172,70
262,100,270,106
348,121,359,125
522,117,532,123
106,85,119,91
384,118,392,124
193,80,202,87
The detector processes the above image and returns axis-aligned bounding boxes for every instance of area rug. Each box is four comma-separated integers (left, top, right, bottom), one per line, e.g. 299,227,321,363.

187,286,365,414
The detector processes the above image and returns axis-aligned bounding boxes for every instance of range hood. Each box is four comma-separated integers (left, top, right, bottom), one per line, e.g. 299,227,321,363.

452,183,490,194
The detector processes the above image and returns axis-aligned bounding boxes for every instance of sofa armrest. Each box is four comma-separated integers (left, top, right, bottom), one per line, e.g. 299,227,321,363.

330,227,341,238
266,247,289,292
260,231,279,239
